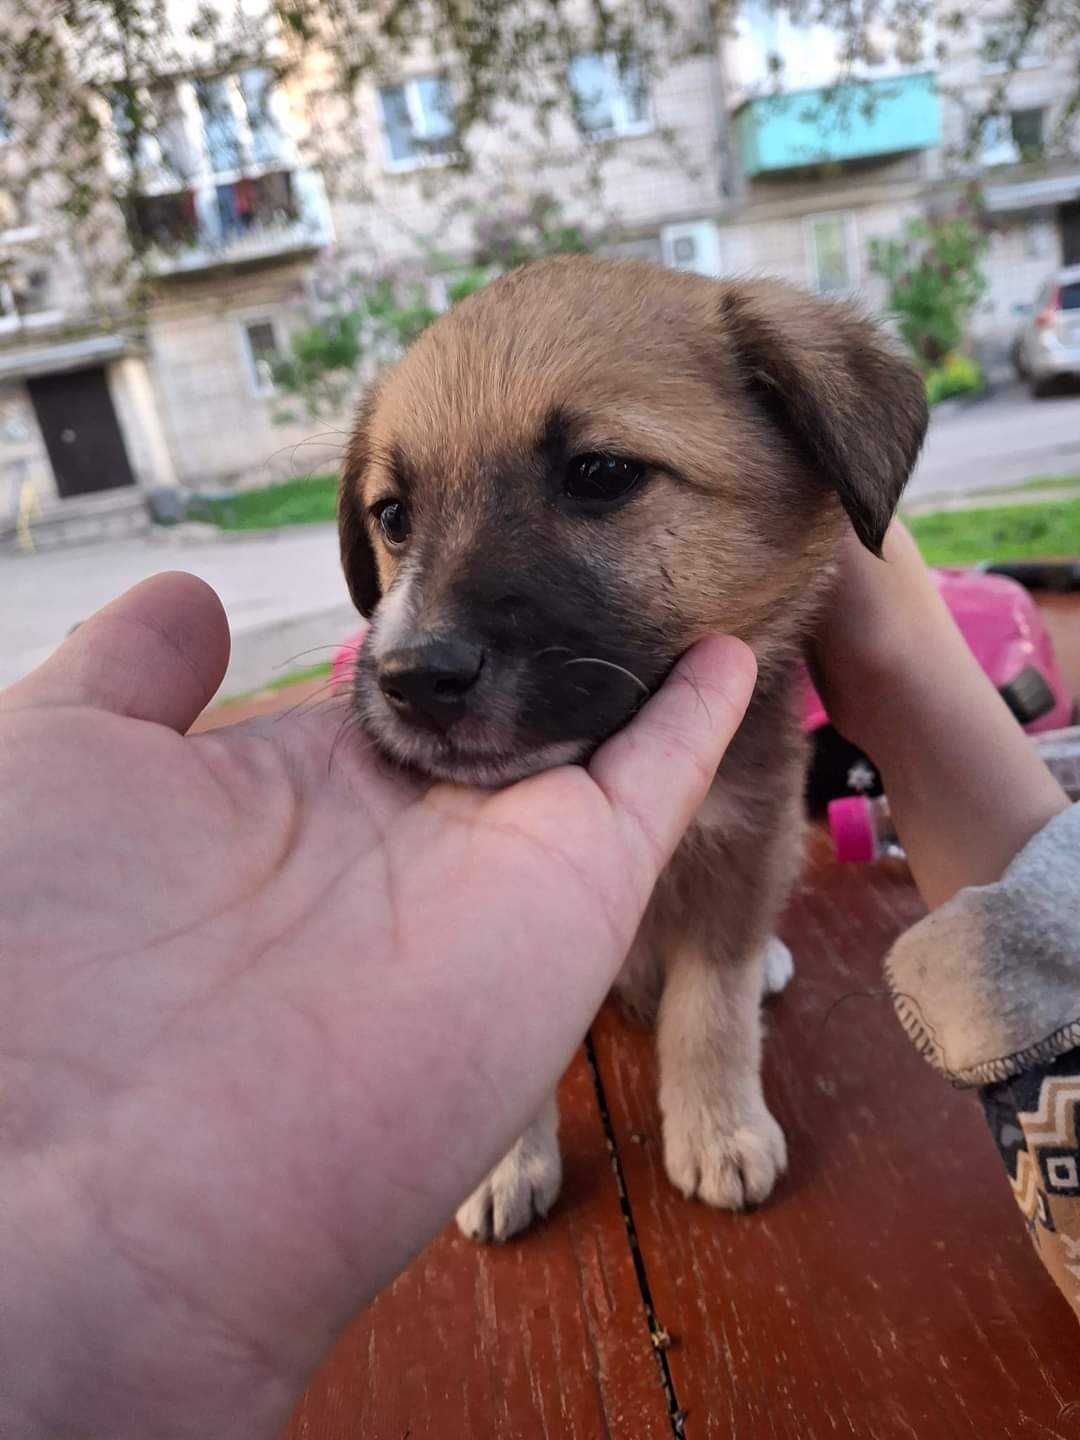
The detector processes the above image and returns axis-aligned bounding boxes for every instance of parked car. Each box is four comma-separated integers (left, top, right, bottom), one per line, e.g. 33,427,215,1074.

1012,264,1080,396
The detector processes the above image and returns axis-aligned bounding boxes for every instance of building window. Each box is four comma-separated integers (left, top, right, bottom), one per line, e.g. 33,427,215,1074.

980,21,1048,73
981,109,1045,167
568,52,650,139
807,212,857,295
110,86,191,186
241,318,284,396
0,98,12,144
196,78,244,175
379,76,456,169
0,267,53,330
1010,108,1045,161
239,68,285,167
192,68,287,174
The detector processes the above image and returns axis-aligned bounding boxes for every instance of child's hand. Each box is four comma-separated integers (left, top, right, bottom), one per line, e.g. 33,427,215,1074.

810,520,1068,909
809,520,953,753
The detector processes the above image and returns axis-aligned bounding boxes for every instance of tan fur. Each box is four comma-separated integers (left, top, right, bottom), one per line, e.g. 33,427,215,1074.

338,256,927,1238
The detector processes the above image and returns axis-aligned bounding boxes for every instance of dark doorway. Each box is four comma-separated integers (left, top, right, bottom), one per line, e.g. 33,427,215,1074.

27,366,136,499
1061,201,1080,267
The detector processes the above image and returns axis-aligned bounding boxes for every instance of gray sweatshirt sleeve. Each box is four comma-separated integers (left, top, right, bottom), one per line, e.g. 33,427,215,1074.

885,803,1080,1088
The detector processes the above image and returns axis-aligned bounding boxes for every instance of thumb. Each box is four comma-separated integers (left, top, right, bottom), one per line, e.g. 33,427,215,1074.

588,635,758,881
1,572,230,732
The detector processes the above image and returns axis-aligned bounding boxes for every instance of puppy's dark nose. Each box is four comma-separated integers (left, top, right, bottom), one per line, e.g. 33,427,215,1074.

377,639,485,731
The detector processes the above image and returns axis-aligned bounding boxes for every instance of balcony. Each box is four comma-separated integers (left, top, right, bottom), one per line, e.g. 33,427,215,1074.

733,72,940,178
131,166,333,277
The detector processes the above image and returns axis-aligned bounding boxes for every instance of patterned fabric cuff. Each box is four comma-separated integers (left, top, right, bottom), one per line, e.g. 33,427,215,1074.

885,803,1080,1087
981,1050,1080,1318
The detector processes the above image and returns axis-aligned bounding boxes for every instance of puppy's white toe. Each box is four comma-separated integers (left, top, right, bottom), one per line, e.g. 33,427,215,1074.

663,1102,787,1211
761,936,794,998
456,1132,562,1243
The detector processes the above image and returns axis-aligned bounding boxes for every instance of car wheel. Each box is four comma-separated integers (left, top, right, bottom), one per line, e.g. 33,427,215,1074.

1030,375,1054,398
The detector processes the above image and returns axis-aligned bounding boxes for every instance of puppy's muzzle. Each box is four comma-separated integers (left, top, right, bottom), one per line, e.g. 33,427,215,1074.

377,637,485,734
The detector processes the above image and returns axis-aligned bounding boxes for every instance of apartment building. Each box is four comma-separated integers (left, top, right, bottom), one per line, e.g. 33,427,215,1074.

936,11,1080,356
0,55,337,528
0,2,1076,526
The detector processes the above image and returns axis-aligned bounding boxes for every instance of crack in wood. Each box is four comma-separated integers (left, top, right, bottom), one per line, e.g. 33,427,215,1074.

584,1031,687,1440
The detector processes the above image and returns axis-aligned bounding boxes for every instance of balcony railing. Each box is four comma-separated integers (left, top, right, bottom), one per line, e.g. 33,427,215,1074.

131,166,333,275
734,72,940,178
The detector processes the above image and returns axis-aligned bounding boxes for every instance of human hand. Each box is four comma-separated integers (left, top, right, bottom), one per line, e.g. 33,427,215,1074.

808,519,951,754
0,572,756,1440
810,519,1067,908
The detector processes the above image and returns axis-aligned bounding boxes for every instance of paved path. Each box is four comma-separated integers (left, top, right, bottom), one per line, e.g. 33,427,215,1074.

0,522,353,696
909,383,1080,503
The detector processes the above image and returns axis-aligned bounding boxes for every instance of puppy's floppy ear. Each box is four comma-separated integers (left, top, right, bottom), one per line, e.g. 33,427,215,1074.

338,391,382,616
718,279,928,554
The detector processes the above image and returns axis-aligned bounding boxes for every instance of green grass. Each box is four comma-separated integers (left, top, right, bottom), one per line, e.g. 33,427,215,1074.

263,660,333,692
910,495,1080,566
192,473,337,530
218,659,333,707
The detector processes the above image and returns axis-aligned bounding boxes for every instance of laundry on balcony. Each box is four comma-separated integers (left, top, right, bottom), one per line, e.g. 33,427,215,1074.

214,171,297,240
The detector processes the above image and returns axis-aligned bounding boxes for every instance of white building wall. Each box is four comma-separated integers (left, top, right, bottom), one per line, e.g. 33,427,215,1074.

146,268,352,487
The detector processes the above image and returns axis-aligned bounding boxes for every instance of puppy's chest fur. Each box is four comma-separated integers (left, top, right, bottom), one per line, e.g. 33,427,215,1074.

614,669,807,1026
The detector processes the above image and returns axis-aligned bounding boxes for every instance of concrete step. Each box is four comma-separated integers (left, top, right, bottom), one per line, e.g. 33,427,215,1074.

1,488,151,552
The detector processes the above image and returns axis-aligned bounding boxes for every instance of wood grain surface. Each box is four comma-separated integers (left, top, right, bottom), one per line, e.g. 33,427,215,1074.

285,1054,674,1440
592,833,1080,1440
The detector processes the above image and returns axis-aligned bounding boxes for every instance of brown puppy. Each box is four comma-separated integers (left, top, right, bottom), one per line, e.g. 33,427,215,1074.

338,255,927,1241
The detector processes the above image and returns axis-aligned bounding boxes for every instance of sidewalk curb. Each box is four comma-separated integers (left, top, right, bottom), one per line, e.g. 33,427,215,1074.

150,518,338,546
904,485,1080,516
219,602,357,702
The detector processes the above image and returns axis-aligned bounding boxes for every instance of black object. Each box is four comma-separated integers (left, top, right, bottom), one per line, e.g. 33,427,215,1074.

806,663,1060,815
806,725,882,815
145,488,189,525
983,561,1080,593
998,665,1057,725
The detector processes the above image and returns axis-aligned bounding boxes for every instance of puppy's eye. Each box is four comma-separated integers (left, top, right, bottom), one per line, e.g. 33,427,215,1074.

373,499,410,547
564,453,645,505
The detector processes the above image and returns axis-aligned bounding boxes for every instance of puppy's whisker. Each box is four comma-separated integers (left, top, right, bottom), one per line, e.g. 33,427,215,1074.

328,711,379,776
561,656,650,697
272,678,347,724
291,692,354,722
272,644,356,670
534,645,574,661
328,710,358,777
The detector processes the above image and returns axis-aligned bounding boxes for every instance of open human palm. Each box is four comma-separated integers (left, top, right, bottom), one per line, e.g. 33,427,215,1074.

0,572,755,1439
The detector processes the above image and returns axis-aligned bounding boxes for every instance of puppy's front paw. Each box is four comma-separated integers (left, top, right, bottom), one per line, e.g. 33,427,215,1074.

456,1135,562,1243
662,1099,786,1211
761,936,794,998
